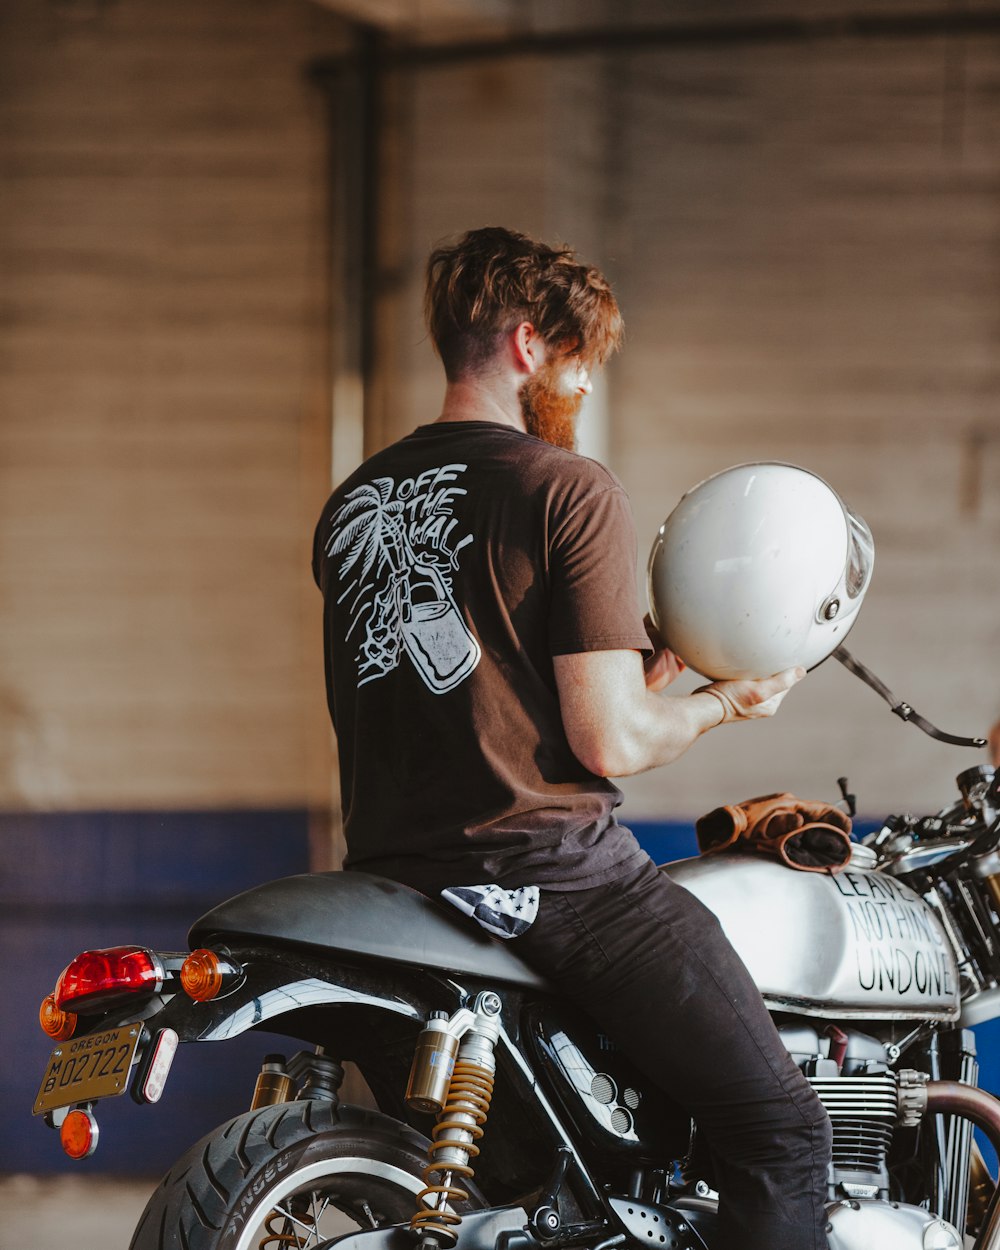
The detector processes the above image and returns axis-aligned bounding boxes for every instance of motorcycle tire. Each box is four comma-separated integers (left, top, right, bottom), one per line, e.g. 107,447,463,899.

129,1100,474,1250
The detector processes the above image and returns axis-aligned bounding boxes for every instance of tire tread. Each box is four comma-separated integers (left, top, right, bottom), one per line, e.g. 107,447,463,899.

186,1178,221,1231
234,1115,255,1174
264,1104,291,1147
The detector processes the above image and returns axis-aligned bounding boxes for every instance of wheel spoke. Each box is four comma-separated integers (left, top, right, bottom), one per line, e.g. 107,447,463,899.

269,1202,320,1241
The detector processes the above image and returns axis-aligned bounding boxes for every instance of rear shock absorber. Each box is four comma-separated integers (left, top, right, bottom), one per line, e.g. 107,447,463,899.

406,991,502,1249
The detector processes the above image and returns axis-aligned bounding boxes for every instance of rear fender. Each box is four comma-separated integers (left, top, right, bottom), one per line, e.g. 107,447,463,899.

95,947,434,1056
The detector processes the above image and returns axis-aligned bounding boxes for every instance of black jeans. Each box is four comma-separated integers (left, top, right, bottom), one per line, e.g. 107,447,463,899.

515,857,832,1250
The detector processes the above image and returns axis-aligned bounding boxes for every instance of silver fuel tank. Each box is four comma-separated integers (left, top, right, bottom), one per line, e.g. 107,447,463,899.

663,846,960,1021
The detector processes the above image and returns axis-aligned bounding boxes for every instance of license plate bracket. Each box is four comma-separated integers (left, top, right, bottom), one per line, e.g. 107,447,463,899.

33,1022,145,1115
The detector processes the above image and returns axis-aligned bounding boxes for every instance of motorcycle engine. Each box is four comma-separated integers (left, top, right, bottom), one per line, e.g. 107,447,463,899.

777,1024,965,1250
779,1021,897,1199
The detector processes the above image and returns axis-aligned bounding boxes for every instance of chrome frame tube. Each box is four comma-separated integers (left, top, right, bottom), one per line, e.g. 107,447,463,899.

944,1052,979,1234
925,1082,1000,1250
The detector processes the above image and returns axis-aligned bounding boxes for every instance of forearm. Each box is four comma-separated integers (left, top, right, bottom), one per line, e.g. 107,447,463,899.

554,650,722,777
554,649,803,780
598,687,725,777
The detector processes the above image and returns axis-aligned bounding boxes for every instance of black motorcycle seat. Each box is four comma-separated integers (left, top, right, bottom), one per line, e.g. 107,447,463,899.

189,870,551,992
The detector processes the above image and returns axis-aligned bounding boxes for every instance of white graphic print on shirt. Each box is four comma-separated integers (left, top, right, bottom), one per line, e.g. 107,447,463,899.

326,462,481,693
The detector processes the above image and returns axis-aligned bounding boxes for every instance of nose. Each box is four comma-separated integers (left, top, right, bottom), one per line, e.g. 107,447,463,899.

576,367,592,396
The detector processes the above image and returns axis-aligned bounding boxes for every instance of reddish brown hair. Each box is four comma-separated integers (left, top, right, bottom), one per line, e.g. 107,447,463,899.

425,226,623,380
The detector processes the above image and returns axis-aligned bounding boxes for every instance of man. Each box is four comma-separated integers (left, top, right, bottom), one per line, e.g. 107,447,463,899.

313,226,831,1250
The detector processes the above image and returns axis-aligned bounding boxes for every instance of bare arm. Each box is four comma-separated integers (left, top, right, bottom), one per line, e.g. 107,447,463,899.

553,649,805,778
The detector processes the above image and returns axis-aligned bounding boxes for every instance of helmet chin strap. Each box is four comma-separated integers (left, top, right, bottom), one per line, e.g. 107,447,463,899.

833,646,987,749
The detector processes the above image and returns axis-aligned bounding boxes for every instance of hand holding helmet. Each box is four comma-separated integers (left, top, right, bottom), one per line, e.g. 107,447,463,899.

696,666,806,726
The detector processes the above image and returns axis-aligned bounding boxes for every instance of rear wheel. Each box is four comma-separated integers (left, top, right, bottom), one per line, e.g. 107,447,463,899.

129,1101,467,1250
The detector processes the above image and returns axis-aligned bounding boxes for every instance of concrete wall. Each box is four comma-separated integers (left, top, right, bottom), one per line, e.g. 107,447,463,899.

0,0,347,812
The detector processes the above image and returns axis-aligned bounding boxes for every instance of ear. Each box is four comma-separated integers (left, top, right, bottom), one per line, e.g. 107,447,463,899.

511,321,546,375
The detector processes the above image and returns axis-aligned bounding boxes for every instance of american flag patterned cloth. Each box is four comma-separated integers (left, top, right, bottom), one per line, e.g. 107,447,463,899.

440,883,540,939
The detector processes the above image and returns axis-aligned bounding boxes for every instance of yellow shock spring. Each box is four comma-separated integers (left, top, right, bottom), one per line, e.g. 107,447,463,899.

410,1060,495,1245
259,1207,317,1249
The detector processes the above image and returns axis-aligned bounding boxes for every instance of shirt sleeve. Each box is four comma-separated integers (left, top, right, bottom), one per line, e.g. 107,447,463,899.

547,483,652,657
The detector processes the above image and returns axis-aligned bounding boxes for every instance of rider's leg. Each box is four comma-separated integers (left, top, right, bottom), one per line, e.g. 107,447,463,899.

516,857,832,1250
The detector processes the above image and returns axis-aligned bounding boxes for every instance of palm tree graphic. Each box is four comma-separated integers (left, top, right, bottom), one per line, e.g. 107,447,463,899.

327,473,481,692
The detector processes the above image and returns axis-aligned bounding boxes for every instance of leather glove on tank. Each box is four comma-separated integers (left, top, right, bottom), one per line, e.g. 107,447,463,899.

695,792,853,873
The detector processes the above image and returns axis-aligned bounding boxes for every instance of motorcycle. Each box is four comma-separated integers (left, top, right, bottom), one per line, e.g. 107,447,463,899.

31,762,1000,1250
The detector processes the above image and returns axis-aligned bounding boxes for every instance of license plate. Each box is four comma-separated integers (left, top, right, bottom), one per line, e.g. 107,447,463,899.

33,1022,144,1115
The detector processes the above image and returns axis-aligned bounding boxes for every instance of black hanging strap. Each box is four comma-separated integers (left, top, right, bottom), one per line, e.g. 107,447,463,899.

833,646,987,749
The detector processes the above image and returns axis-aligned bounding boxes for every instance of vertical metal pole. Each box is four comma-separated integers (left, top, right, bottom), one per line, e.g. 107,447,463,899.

312,25,384,492
357,26,383,460
308,27,385,872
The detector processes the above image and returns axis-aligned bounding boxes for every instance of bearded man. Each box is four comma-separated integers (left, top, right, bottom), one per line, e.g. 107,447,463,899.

313,226,832,1250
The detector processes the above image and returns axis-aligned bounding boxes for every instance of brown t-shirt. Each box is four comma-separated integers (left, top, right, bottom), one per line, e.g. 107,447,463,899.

312,421,651,896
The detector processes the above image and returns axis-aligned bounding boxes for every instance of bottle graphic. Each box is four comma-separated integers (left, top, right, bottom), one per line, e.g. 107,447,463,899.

329,466,481,694
399,563,481,693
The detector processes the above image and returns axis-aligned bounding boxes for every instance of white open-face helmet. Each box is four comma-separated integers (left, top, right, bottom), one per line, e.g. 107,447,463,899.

647,462,874,680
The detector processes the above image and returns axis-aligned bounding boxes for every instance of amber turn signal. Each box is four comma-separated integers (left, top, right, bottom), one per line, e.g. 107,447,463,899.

60,1107,99,1159
39,993,78,1040
180,949,226,1001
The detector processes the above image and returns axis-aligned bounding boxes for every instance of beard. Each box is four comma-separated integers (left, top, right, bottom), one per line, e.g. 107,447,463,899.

519,360,584,451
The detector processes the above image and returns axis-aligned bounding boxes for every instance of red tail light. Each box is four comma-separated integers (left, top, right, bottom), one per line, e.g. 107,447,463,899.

55,946,163,1013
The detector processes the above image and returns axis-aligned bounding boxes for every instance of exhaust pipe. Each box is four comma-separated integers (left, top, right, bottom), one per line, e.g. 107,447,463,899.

913,1079,1000,1250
